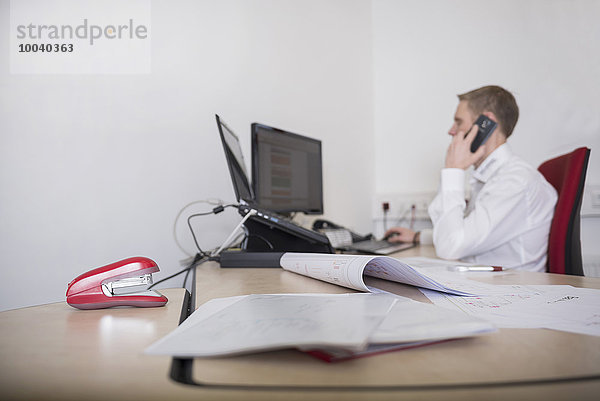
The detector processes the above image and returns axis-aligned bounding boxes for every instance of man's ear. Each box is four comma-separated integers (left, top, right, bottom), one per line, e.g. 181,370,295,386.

483,111,507,138
482,111,497,123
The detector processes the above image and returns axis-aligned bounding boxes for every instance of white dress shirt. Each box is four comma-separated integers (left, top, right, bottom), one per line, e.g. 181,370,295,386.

425,143,557,272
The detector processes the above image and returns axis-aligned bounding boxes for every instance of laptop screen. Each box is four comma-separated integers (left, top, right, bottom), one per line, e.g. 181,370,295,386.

216,115,253,204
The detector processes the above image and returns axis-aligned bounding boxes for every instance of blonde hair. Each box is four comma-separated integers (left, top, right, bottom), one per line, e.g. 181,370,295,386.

458,85,519,138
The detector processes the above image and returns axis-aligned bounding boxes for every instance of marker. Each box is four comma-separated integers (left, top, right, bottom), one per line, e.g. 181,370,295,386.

454,265,503,272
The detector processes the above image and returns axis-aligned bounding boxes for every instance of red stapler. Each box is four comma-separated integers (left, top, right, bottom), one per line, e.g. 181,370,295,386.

66,257,168,310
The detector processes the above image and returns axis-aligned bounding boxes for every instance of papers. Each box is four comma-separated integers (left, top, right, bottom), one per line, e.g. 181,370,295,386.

371,296,495,343
421,285,600,336
280,253,500,296
526,288,600,336
146,293,397,357
145,293,496,358
396,256,476,272
306,341,439,363
397,256,509,275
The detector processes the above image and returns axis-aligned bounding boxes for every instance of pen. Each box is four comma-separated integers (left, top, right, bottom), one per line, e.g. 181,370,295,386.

454,265,503,272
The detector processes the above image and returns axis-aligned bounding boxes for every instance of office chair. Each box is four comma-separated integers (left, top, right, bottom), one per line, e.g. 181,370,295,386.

538,147,590,275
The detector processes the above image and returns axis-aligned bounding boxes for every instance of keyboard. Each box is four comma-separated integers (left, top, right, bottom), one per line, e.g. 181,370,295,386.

346,239,415,255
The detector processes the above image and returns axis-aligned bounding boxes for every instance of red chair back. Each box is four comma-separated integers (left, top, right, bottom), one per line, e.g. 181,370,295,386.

538,147,590,275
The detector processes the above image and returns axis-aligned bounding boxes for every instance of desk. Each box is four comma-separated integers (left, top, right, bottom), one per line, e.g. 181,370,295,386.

0,288,200,401
189,246,600,400
1,247,599,401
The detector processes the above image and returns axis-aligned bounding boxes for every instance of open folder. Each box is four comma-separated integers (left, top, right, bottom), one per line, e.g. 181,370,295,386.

145,253,501,360
279,252,500,296
145,293,496,361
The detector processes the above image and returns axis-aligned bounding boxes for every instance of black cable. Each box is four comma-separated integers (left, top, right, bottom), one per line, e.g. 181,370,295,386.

149,204,241,291
182,253,216,289
187,214,210,256
173,199,227,257
187,204,238,255
246,233,275,250
147,265,191,290
148,253,204,290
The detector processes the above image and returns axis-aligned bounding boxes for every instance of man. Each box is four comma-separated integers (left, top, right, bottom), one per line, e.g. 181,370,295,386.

385,86,557,271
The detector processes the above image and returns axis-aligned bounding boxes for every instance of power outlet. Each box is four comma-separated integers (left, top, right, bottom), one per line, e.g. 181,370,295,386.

373,191,436,236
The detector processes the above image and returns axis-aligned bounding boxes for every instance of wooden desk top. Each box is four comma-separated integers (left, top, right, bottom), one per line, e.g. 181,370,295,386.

0,288,201,401
190,247,600,400
1,247,599,401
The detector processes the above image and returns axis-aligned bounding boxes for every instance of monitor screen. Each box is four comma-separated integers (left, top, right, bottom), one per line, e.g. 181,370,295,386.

251,123,323,214
216,115,254,204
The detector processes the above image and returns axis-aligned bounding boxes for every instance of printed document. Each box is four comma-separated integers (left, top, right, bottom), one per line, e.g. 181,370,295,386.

421,285,600,336
280,253,501,296
145,293,495,358
146,293,397,357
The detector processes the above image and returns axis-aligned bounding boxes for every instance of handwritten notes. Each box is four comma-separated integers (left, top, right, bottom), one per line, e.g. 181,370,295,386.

422,285,600,336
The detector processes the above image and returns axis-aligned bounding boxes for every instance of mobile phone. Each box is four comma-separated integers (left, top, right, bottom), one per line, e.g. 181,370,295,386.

468,115,497,153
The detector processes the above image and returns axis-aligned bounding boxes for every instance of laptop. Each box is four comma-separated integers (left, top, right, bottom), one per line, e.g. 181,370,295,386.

317,223,415,255
346,238,414,255
216,114,412,256
215,114,333,252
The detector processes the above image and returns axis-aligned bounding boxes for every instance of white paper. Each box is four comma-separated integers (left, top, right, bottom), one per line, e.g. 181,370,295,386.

371,296,496,343
398,256,509,275
280,253,483,296
496,287,600,336
364,258,475,295
414,270,528,296
145,293,397,357
421,288,553,328
280,253,371,292
146,292,498,358
148,296,245,347
421,285,600,336
397,257,474,273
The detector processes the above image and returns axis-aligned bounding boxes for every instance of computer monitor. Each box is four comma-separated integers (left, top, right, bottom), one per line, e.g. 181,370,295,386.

216,115,254,204
251,123,323,215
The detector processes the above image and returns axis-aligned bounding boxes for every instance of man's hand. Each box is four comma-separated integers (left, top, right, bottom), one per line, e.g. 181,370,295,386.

384,227,417,243
445,124,486,169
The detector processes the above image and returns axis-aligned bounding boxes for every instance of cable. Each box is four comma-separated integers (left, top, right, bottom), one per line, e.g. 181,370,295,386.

172,199,228,256
382,202,390,232
152,203,258,291
211,209,258,256
246,233,275,250
224,231,246,250
186,204,238,255
186,212,214,256
409,204,416,230
394,206,413,227
148,253,206,290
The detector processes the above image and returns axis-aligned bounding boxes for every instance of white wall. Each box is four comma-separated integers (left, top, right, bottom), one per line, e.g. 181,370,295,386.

0,0,374,311
372,0,600,270
2,0,599,312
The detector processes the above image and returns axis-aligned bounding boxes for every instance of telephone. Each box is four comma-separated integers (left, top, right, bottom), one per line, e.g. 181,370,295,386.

312,219,373,243
469,115,498,153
